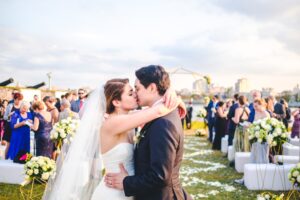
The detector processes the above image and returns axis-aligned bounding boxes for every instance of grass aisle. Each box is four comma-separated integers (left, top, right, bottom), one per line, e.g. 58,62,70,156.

181,135,292,200
0,135,295,200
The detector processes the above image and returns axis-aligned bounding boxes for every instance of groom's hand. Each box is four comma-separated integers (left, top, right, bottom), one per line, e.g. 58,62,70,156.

104,163,128,190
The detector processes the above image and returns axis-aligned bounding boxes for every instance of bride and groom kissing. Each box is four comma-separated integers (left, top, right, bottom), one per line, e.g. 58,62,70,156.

43,65,192,200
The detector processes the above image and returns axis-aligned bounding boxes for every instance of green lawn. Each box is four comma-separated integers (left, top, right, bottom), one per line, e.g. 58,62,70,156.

0,135,298,200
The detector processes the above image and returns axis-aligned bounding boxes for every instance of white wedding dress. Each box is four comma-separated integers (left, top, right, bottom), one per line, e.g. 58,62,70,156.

91,143,135,200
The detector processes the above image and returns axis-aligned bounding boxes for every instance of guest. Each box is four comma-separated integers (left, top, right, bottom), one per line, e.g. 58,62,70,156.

271,95,286,122
227,94,239,146
207,95,219,142
212,101,227,150
253,99,270,121
232,96,250,152
0,100,8,141
185,102,193,129
55,97,61,112
281,99,291,129
31,101,53,158
7,102,32,160
248,90,262,123
64,92,72,103
43,96,59,124
3,92,23,158
265,97,275,117
8,90,19,104
59,99,79,121
291,107,300,138
71,88,87,113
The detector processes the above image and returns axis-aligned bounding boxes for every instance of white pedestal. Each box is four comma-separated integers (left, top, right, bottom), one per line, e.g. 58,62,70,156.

289,138,300,147
221,136,228,154
274,155,300,164
228,146,235,162
244,163,295,191
0,160,25,184
283,143,300,156
235,152,251,173
0,144,6,160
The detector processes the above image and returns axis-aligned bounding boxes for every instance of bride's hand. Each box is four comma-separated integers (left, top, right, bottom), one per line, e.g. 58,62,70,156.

163,88,177,109
162,88,186,118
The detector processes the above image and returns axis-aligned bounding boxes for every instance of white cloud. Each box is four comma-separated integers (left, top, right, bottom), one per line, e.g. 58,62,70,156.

0,0,299,91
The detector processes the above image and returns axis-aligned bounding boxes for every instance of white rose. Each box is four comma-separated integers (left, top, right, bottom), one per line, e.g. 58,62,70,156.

293,171,299,177
272,141,277,146
258,138,262,143
42,166,48,171
41,172,50,180
273,132,278,137
60,132,67,138
53,132,58,139
255,131,260,138
27,169,33,176
34,169,39,175
255,126,260,131
265,194,270,199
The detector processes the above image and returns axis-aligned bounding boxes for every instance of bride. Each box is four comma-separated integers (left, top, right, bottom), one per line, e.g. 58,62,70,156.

43,78,183,200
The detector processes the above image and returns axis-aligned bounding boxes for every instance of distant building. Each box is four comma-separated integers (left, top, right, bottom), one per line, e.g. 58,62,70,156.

193,79,208,94
235,78,250,93
261,88,275,98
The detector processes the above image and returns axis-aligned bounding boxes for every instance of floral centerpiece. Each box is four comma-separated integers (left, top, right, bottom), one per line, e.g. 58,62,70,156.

288,163,300,189
50,117,80,152
257,192,284,200
23,156,56,185
248,118,288,155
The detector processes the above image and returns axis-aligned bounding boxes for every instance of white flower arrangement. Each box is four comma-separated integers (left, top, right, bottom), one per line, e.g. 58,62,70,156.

248,118,288,148
50,117,80,150
288,163,300,188
257,192,284,200
23,156,56,185
196,108,207,118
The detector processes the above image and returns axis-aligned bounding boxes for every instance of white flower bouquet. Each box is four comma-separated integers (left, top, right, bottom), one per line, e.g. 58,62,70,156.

257,192,284,200
23,156,56,184
50,117,80,151
288,163,300,188
196,108,207,118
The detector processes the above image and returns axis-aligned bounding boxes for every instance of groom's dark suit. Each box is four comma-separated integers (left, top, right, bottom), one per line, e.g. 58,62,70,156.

123,110,191,200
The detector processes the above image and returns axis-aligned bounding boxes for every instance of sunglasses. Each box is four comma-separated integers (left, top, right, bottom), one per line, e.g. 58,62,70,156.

78,93,84,95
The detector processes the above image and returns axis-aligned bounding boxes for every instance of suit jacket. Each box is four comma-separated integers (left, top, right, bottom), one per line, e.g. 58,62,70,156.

274,103,286,121
123,110,191,200
71,100,81,113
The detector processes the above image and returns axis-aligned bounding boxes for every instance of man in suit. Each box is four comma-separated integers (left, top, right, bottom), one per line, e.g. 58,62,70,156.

105,65,191,200
70,88,87,113
271,96,286,122
227,93,239,146
207,95,219,143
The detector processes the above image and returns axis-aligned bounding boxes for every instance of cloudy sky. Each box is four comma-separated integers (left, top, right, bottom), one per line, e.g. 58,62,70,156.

0,0,299,91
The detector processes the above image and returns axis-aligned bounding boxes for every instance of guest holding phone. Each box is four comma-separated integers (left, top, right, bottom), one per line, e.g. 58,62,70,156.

7,102,32,160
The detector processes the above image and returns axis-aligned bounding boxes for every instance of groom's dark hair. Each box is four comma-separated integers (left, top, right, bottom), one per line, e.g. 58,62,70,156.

135,65,170,96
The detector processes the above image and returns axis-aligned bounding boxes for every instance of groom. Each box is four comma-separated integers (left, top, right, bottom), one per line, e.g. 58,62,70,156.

105,65,191,200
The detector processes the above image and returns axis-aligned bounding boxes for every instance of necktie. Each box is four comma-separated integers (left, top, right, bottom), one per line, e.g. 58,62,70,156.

79,100,83,110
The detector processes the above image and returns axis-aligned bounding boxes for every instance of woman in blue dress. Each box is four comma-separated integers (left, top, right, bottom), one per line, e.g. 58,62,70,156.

31,101,53,158
7,101,32,160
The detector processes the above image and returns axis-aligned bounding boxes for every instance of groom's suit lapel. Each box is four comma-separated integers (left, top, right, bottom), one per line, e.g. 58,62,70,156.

134,119,157,150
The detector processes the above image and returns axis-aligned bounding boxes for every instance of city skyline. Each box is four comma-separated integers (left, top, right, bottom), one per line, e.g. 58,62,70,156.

1,0,300,92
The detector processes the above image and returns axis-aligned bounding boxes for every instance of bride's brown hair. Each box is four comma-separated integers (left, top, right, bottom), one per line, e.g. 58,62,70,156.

104,78,129,114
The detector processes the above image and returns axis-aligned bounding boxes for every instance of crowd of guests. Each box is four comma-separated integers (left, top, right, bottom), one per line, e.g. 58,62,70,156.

0,88,87,161
205,91,300,151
